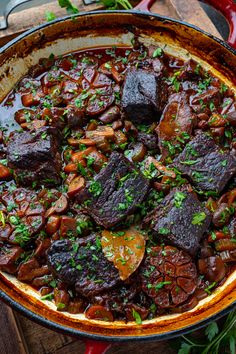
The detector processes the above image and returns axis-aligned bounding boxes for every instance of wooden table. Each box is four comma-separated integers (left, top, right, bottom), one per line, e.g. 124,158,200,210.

0,1,222,353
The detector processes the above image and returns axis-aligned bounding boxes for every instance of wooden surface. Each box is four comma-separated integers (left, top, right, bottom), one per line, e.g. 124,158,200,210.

0,0,221,46
0,1,222,353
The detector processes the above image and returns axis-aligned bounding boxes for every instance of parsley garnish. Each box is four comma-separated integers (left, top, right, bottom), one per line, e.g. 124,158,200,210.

152,48,163,58
221,159,228,167
174,192,186,208
204,281,217,295
41,293,54,301
45,11,56,22
192,171,204,182
89,181,102,197
192,212,207,226
132,309,142,325
158,227,170,235
180,159,199,165
177,309,236,354
58,0,79,14
0,211,5,227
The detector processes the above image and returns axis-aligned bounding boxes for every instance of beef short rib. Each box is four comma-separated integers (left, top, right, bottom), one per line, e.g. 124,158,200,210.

47,234,120,297
77,151,150,228
121,69,167,123
172,132,236,193
7,126,62,186
144,186,211,256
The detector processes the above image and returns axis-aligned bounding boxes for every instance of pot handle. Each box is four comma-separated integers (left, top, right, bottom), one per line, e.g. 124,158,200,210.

84,339,112,354
135,0,236,50
201,0,236,49
0,0,32,30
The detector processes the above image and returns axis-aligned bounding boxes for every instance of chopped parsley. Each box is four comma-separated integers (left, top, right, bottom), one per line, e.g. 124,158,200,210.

221,159,228,167
132,309,142,325
88,181,102,197
180,159,199,165
204,281,217,295
192,212,207,226
152,48,163,58
158,227,170,235
0,211,5,227
174,191,186,208
41,293,54,301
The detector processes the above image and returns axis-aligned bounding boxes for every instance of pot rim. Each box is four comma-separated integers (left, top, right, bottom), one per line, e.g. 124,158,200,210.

0,9,236,341
1,288,235,342
1,9,236,56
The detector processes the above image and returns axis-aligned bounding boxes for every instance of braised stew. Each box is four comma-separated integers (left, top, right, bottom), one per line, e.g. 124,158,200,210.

0,43,236,323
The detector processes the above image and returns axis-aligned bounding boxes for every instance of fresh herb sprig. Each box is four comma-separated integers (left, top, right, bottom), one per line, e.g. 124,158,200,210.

100,0,132,10
176,310,236,354
54,0,133,19
58,0,79,14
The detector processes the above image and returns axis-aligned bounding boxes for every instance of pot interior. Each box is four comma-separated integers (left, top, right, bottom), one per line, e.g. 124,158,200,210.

0,11,236,340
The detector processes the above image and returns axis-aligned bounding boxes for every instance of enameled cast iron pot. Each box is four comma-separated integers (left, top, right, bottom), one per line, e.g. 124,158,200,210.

0,1,236,353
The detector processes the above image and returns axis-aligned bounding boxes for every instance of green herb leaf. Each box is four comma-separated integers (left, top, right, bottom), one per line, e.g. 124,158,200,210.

180,159,199,165
229,335,236,354
58,0,79,14
100,0,132,10
209,101,215,112
49,280,57,288
132,309,142,325
178,342,192,354
57,302,66,310
41,293,54,301
152,48,163,58
45,11,56,22
104,62,112,69
174,192,186,208
158,227,170,235
221,159,228,167
205,322,219,342
0,211,5,227
177,310,236,354
204,281,216,295
220,83,228,93
154,281,172,290
89,181,102,197
192,211,206,226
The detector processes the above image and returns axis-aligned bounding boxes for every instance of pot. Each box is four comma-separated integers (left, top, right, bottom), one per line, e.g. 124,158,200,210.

0,1,236,353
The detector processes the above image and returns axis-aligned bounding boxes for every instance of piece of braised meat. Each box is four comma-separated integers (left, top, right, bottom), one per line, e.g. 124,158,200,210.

144,186,211,255
0,245,24,274
91,281,151,321
76,151,150,228
121,69,168,123
190,87,222,114
7,126,62,186
221,100,236,127
47,234,120,297
157,92,196,156
172,132,236,193
0,188,45,245
91,283,139,314
140,245,198,308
